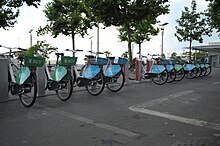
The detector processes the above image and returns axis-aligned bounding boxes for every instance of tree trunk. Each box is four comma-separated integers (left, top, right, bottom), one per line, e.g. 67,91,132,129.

138,43,141,59
126,23,132,66
189,37,192,61
72,32,75,56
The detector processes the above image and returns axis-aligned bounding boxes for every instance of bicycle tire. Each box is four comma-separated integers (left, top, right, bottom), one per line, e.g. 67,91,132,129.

195,67,202,78
128,65,136,80
86,72,105,96
152,70,168,85
185,68,197,79
200,67,207,77
106,70,125,92
166,69,176,83
56,75,73,101
175,68,185,82
19,74,37,108
204,66,211,76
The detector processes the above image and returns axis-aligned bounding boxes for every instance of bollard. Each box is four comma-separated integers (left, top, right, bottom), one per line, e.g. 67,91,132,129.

36,65,45,97
135,59,142,83
146,59,151,73
0,59,9,102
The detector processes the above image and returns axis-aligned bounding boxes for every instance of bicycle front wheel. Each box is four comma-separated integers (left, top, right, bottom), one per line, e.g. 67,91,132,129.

205,66,211,76
19,75,37,108
166,69,176,83
175,68,185,82
128,65,136,80
86,72,105,96
152,70,168,85
185,68,197,79
56,76,73,101
106,70,125,92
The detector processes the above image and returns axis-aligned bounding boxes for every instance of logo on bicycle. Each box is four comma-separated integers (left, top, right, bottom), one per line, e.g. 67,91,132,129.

28,59,43,65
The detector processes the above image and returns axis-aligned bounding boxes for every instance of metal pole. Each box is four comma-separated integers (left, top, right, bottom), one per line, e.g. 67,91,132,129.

161,28,164,58
89,36,93,55
97,25,100,56
29,29,33,47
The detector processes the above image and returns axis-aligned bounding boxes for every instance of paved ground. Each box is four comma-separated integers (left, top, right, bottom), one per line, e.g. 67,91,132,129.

0,68,220,146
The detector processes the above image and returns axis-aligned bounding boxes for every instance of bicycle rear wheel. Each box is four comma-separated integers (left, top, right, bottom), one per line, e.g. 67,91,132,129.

200,67,206,77
106,70,125,92
56,75,73,101
86,72,105,96
195,67,202,78
152,70,168,85
166,69,176,83
175,68,185,82
19,75,37,108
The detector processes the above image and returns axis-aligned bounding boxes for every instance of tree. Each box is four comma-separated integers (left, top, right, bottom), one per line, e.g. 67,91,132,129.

118,19,159,59
88,0,169,65
121,51,128,58
25,40,58,58
103,50,112,57
206,0,220,34
175,0,212,60
37,0,95,53
0,0,40,29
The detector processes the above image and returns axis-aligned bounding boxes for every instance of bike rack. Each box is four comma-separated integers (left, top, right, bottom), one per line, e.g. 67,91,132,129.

0,58,9,102
36,65,45,97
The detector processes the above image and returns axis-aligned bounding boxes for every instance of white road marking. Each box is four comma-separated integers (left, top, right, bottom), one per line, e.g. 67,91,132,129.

47,108,140,138
129,90,220,131
212,81,220,85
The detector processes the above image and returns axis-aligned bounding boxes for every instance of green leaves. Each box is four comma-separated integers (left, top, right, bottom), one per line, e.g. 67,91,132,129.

0,0,40,29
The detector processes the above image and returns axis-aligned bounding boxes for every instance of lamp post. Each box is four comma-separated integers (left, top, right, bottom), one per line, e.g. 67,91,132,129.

29,29,33,47
159,22,168,58
89,36,94,55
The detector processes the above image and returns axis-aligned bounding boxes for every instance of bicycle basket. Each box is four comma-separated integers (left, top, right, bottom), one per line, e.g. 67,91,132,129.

24,56,45,67
96,57,108,65
61,56,77,66
112,57,128,65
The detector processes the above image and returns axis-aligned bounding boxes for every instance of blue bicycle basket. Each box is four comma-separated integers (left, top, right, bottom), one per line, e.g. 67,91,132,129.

96,57,108,66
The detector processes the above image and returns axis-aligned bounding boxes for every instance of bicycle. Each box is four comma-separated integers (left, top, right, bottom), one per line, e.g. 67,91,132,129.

65,49,106,96
44,52,74,101
170,60,185,82
181,60,198,79
129,54,168,85
0,45,45,107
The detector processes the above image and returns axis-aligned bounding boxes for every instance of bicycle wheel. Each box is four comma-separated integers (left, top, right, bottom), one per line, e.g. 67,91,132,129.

19,75,37,108
200,67,207,77
175,68,185,82
106,70,125,92
86,72,105,96
195,67,202,78
128,65,136,80
152,70,168,85
185,68,197,79
56,75,73,101
166,69,176,83
205,66,211,76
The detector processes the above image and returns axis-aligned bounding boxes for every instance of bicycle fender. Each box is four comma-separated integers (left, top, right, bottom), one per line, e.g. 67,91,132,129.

52,66,67,81
16,67,31,85
184,64,195,71
166,65,174,72
150,65,166,74
83,65,101,79
104,65,121,77
174,64,182,72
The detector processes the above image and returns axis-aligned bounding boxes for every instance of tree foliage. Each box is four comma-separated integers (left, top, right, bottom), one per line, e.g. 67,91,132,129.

0,0,40,29
175,0,212,60
87,0,169,64
37,0,96,51
206,0,220,34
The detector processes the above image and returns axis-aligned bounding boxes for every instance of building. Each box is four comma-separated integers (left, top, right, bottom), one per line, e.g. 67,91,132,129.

192,42,220,68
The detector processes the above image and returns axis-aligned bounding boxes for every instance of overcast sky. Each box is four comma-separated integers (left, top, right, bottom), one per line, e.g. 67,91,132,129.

0,0,219,63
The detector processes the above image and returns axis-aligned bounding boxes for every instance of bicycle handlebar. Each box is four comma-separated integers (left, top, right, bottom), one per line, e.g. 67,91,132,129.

65,49,83,53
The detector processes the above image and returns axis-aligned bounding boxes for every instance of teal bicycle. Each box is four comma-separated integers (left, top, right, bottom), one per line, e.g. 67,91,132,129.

0,45,45,107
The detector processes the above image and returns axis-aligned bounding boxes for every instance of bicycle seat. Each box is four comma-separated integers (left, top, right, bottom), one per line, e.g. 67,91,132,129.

85,55,95,59
55,53,64,56
17,55,25,60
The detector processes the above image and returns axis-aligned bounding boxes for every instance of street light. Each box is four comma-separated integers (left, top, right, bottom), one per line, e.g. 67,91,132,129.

29,29,33,47
159,22,168,58
89,36,94,55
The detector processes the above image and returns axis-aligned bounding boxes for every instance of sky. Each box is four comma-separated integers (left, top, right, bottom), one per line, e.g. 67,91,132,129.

0,0,219,63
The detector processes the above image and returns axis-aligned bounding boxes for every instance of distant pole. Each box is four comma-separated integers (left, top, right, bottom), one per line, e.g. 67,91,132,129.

97,25,100,56
89,36,94,55
29,29,33,47
159,22,168,58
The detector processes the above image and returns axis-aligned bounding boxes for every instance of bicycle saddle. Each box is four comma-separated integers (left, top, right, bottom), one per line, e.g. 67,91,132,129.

85,55,95,59
55,53,64,56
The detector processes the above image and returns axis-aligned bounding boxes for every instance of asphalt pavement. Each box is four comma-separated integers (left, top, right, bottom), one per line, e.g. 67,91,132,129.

0,68,220,146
